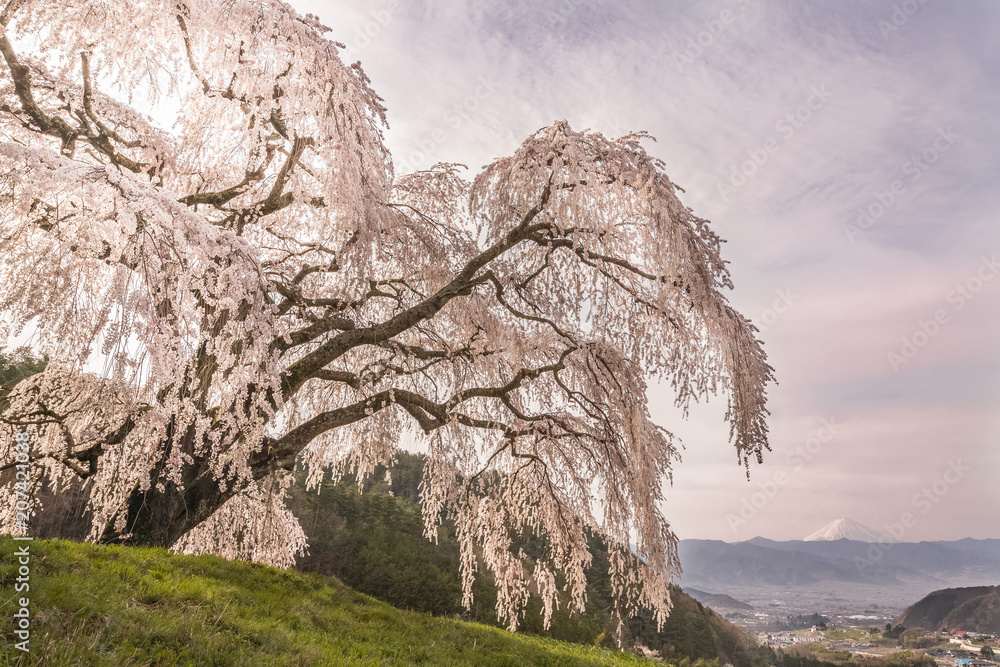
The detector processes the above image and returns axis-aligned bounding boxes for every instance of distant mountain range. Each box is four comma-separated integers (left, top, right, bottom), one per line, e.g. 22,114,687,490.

677,536,1000,589
895,585,1000,633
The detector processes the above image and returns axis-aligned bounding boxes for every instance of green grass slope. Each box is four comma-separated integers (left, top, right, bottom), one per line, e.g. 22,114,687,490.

0,537,656,666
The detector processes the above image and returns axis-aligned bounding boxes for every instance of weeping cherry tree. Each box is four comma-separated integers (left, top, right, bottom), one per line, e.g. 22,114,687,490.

0,0,773,632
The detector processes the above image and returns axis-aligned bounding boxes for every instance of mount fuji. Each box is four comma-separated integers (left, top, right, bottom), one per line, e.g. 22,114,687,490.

803,518,887,542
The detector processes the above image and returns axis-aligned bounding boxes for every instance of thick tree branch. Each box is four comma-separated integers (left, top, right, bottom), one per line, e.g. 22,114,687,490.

281,184,555,399
0,35,147,172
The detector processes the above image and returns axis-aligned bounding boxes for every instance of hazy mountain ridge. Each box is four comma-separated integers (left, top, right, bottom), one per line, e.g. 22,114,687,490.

677,538,1000,589
935,539,1000,562
679,539,933,588
746,538,1000,582
684,588,754,610
894,585,1000,633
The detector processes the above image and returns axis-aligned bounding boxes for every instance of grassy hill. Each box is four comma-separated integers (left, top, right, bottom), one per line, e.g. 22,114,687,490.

894,585,1000,633
0,537,660,666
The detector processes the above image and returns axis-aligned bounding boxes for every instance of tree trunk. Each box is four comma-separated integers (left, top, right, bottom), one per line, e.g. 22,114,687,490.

101,454,243,547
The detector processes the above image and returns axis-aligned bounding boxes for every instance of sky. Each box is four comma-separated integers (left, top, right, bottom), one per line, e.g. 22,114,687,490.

289,0,1000,542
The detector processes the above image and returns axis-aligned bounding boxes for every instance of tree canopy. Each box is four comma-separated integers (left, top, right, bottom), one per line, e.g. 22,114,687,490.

0,0,773,631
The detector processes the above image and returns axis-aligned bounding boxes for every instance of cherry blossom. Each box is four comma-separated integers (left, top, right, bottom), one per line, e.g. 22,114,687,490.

0,0,772,631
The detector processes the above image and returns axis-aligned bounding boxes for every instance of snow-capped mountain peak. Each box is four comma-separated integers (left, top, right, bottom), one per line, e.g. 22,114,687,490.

803,518,886,542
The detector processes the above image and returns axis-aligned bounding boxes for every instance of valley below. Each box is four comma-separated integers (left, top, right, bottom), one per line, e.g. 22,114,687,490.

676,530,1000,634
694,581,917,630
